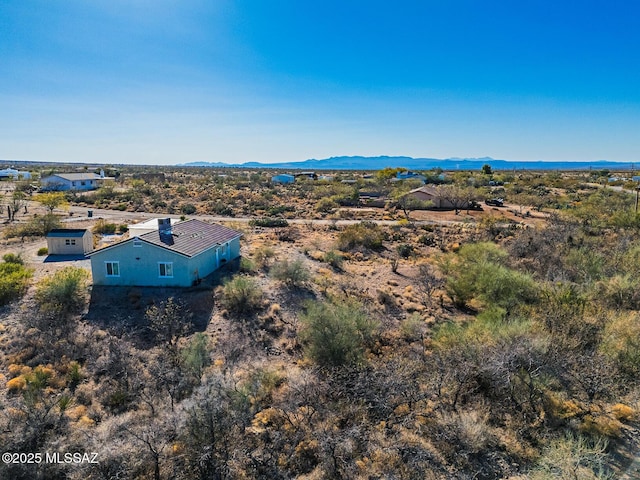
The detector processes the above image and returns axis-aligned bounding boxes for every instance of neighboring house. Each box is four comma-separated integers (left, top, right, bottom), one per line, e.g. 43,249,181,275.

271,174,295,184
0,168,31,180
88,219,242,287
405,186,462,209
46,229,94,255
127,217,179,237
295,171,317,180
40,171,110,191
395,171,427,182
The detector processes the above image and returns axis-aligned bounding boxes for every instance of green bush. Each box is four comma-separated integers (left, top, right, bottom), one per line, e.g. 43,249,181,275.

3,253,24,264
336,221,385,251
219,276,263,315
0,258,33,306
300,299,377,367
37,247,49,256
3,214,61,238
249,218,289,228
93,219,117,234
181,203,197,215
439,242,537,312
35,266,89,317
271,259,310,287
323,250,344,269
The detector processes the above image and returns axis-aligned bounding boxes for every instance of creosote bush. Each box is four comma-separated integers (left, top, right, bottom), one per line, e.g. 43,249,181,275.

337,221,385,251
270,259,310,287
219,275,263,315
35,266,89,317
0,255,33,306
300,298,378,367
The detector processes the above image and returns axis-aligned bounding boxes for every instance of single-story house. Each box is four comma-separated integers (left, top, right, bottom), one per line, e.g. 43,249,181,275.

0,168,31,180
40,171,111,191
88,219,242,287
127,217,180,237
46,229,94,255
395,171,426,182
405,186,464,209
271,174,295,184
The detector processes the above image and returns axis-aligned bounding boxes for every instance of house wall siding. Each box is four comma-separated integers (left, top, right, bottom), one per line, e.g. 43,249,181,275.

90,236,241,287
90,241,192,287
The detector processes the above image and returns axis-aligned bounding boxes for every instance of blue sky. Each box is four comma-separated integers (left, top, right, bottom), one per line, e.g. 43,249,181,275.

1,0,639,165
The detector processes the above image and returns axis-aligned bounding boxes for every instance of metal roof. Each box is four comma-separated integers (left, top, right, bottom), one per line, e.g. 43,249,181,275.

47,229,90,238
43,173,102,181
88,219,241,257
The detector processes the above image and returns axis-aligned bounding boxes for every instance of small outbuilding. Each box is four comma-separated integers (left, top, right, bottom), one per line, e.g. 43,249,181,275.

46,229,94,255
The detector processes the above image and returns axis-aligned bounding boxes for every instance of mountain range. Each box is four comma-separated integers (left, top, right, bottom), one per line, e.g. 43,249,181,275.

180,156,636,171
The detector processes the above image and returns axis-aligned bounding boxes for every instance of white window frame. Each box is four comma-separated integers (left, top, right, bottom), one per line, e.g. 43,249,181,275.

158,262,173,278
133,238,142,248
65,239,76,246
105,261,120,277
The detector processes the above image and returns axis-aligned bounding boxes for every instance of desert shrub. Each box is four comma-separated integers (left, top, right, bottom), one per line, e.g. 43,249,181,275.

219,275,263,315
315,197,338,213
35,266,89,317
439,242,537,312
93,219,117,234
396,243,413,258
117,224,129,233
240,257,257,273
181,333,210,381
600,312,640,378
37,247,48,256
181,203,197,215
593,274,640,310
3,213,61,238
253,246,275,269
323,250,344,269
529,433,611,480
0,257,33,306
271,259,310,287
300,298,377,367
400,313,424,341
249,217,289,228
3,253,23,264
337,221,385,251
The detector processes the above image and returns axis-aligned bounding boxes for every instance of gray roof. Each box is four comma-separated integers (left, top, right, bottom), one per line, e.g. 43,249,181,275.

88,219,241,257
47,229,90,238
44,173,102,181
140,219,242,257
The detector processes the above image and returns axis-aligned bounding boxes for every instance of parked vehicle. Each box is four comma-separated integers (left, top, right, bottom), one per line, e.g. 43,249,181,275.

485,198,504,207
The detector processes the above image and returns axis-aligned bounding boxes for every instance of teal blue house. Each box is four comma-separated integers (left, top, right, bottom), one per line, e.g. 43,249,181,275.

88,219,242,287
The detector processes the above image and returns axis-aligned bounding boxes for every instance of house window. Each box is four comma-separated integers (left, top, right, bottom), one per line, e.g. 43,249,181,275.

105,261,120,277
158,262,173,278
81,181,86,186
65,239,76,246
221,244,227,254
133,238,142,247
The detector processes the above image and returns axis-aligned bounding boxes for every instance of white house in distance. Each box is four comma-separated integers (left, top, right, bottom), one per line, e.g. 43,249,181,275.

46,229,94,255
0,168,31,180
88,219,242,287
40,170,111,191
271,174,295,184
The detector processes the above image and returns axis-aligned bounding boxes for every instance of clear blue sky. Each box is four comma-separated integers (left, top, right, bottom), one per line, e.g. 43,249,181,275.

1,0,639,165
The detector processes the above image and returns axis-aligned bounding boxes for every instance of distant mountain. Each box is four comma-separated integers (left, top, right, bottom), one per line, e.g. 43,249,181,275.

180,156,635,171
